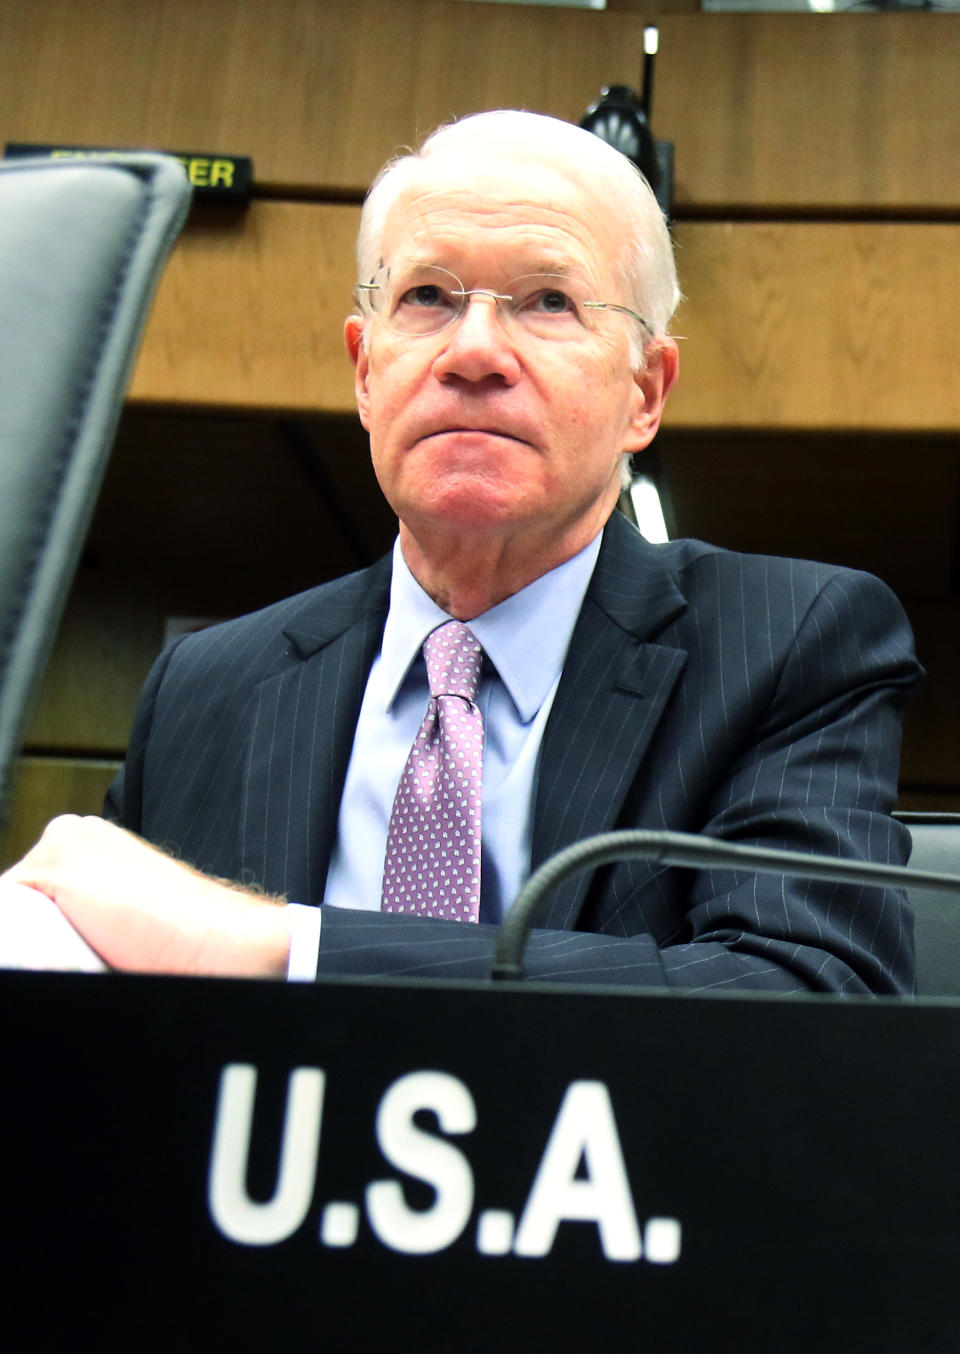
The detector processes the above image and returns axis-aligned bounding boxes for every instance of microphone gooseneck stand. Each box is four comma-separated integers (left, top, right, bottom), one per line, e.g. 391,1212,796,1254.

491,829,960,982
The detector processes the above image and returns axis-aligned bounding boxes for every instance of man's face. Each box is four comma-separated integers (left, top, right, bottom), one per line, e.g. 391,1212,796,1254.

346,152,677,560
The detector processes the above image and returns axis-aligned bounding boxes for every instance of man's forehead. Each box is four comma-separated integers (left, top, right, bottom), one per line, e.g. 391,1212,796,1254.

379,154,621,275
390,149,591,214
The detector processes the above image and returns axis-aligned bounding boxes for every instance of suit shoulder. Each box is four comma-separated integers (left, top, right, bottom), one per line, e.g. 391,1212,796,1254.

658,535,898,608
649,537,916,682
603,510,866,596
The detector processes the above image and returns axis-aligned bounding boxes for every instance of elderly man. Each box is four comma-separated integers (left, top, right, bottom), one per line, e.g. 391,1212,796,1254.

4,111,920,991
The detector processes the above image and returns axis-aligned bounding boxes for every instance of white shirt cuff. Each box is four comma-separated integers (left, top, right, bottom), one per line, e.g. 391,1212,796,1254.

285,902,323,982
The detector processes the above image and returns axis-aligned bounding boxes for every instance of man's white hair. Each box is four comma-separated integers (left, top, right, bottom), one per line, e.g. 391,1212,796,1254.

356,109,681,343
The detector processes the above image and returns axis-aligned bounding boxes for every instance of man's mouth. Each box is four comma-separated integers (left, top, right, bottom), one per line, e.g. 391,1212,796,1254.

423,426,533,448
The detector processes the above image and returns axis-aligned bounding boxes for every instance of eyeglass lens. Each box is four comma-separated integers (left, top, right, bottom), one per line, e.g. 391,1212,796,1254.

368,266,618,339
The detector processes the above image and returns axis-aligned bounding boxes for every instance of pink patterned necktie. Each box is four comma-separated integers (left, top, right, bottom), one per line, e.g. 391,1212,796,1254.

381,620,485,923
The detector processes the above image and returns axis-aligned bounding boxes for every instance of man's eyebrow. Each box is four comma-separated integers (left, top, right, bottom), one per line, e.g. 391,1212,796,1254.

390,254,439,274
393,256,581,281
524,259,575,276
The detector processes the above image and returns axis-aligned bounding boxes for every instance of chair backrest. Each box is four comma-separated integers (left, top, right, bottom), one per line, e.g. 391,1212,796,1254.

0,154,191,828
896,812,960,998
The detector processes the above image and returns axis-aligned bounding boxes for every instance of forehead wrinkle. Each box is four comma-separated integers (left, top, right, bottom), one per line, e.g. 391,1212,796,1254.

382,181,621,291
387,223,605,292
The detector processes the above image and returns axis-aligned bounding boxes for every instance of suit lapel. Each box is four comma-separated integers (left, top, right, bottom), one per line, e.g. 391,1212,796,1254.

532,513,688,930
237,518,688,918
239,558,391,904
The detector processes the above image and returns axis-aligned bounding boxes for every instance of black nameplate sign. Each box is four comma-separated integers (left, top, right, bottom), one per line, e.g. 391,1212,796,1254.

2,143,252,203
1,971,958,1352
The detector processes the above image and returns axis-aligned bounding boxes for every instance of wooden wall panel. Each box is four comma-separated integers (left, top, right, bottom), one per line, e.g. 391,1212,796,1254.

0,758,121,870
658,14,960,214
4,3,958,212
0,0,649,197
668,221,960,432
130,210,960,435
130,202,360,414
21,576,164,757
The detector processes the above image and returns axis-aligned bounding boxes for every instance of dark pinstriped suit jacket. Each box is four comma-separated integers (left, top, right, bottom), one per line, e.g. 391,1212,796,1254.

105,511,921,994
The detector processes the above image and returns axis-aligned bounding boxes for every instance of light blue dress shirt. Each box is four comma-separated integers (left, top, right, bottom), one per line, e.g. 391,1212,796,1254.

327,531,602,917
287,532,602,979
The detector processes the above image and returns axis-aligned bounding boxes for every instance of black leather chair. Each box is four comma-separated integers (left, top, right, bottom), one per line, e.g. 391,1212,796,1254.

896,812,960,998
0,154,191,830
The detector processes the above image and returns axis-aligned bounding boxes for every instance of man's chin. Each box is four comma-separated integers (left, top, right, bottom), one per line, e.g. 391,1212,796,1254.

402,480,533,535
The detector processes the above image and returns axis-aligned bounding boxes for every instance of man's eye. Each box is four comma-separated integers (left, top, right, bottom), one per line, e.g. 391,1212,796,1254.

527,288,577,316
400,284,451,309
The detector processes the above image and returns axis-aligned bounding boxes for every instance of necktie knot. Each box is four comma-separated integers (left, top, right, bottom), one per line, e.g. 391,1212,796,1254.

424,621,483,703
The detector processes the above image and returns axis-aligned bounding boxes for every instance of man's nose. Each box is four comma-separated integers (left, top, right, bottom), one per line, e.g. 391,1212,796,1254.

431,293,522,385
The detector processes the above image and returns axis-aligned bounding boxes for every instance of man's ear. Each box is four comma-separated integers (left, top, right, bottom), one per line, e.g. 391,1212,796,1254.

344,315,371,431
625,338,679,454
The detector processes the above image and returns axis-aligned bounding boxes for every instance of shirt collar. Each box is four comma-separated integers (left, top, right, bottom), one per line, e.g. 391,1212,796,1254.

379,531,602,723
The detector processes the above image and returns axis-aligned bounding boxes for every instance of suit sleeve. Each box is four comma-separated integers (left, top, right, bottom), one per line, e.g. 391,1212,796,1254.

316,568,921,995
642,565,920,995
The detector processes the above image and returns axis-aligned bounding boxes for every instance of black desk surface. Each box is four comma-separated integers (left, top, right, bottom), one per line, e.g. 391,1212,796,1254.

2,971,957,1353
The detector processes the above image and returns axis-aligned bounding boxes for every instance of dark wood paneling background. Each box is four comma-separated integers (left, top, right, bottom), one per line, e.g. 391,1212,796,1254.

2,0,957,864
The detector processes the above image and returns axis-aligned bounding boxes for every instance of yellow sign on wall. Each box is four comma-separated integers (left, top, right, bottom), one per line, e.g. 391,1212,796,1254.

3,144,253,204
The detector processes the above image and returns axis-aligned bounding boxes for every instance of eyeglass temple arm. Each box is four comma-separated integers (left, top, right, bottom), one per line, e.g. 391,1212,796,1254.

583,300,655,338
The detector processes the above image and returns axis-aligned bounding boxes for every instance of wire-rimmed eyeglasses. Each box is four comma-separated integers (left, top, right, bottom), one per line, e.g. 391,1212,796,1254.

355,265,654,342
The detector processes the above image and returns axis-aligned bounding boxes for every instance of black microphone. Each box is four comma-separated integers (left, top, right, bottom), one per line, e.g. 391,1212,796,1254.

491,829,960,981
580,84,659,191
